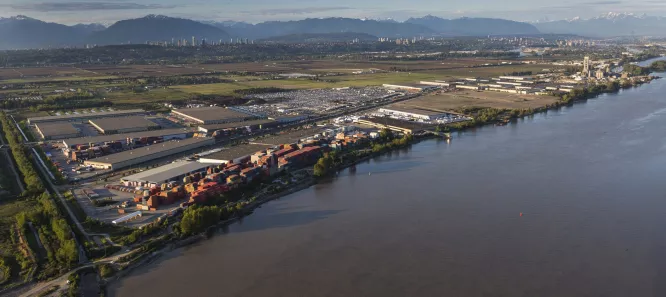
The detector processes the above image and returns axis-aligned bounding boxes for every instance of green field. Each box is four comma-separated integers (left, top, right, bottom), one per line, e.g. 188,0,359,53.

169,64,555,96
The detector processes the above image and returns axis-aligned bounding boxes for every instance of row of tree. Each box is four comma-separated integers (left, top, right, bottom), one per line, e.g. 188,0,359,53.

0,111,44,194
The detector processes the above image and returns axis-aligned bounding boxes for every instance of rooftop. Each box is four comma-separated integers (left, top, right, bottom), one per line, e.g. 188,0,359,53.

28,109,145,123
64,128,195,146
89,116,159,131
199,119,276,132
121,161,211,184
172,107,254,122
199,144,275,162
380,105,447,116
359,117,435,131
86,137,213,166
36,122,79,137
249,127,326,146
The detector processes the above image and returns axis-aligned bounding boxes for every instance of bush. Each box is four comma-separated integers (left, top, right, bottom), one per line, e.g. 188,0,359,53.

98,263,115,278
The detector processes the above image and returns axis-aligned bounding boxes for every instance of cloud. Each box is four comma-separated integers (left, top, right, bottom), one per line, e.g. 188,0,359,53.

247,7,353,16
10,2,176,12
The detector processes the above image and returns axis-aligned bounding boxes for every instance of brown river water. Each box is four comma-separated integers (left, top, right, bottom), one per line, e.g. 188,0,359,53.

110,62,666,297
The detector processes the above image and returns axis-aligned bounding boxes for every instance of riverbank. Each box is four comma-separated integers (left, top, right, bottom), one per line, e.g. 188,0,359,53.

102,70,662,295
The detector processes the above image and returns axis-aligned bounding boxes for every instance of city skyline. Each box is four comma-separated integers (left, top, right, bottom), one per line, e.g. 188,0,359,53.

1,0,666,25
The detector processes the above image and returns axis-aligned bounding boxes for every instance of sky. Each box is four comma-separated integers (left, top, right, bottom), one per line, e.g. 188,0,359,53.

1,0,666,24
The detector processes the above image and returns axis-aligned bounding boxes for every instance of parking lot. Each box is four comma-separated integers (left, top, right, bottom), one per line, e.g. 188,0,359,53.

237,87,397,118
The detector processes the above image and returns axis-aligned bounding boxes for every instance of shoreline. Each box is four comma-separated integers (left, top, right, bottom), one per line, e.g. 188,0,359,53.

102,74,661,293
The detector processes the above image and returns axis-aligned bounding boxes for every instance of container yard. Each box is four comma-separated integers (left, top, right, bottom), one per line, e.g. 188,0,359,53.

89,116,160,134
84,137,215,170
171,106,257,124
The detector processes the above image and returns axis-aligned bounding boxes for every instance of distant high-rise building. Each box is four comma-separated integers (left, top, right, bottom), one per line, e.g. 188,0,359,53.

583,56,591,77
192,36,196,47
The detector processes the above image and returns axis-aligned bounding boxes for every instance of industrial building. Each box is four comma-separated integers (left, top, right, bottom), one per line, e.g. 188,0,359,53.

171,107,256,125
382,84,438,92
63,128,194,149
378,106,449,121
120,161,211,188
420,81,457,87
197,119,278,135
27,109,145,124
198,144,274,164
35,122,81,140
357,117,434,134
84,137,214,170
89,116,160,134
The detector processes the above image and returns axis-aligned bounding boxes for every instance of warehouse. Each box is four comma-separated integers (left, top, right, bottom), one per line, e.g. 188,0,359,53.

357,117,434,134
197,119,278,135
171,107,256,125
63,128,194,149
35,122,81,140
27,109,145,124
89,116,160,134
84,137,215,170
382,84,438,92
198,144,274,164
120,161,211,188
379,106,449,121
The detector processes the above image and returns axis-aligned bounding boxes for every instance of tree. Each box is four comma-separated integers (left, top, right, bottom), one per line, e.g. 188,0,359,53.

179,206,222,236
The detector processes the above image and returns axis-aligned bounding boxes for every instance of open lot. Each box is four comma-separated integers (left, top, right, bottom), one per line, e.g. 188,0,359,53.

72,186,173,228
394,91,559,111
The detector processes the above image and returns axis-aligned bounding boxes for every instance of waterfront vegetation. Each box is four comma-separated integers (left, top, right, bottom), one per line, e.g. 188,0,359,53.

314,129,415,177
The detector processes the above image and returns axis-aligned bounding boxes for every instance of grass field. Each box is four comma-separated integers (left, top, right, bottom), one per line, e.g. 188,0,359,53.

170,64,555,96
393,91,558,111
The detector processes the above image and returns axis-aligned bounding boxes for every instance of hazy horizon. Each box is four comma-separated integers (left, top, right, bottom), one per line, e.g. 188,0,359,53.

1,0,665,25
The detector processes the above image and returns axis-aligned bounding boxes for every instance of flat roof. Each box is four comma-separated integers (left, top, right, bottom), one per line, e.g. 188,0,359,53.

199,119,276,131
90,116,159,131
172,107,253,122
36,122,79,137
86,137,214,166
359,117,435,131
380,106,447,116
384,83,433,89
64,128,195,146
28,109,145,123
200,144,274,162
121,161,211,184
249,127,326,146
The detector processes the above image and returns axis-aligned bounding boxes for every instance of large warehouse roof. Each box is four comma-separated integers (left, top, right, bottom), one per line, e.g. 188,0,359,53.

36,122,79,138
28,109,145,123
199,119,277,132
199,144,273,163
63,128,195,146
121,161,211,185
89,116,159,132
87,137,213,166
172,107,253,122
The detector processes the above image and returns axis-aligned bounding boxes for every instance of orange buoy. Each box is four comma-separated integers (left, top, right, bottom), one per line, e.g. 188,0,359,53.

520,212,523,217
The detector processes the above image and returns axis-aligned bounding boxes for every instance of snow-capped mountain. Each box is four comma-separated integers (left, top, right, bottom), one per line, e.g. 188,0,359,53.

534,12,666,37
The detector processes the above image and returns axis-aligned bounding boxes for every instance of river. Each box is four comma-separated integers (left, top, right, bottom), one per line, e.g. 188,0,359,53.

110,62,666,297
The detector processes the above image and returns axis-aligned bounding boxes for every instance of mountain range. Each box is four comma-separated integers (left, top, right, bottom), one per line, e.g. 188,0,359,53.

0,14,542,50
533,12,666,37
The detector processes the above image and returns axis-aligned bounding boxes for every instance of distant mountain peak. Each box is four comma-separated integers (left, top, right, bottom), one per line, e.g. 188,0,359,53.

142,14,173,20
